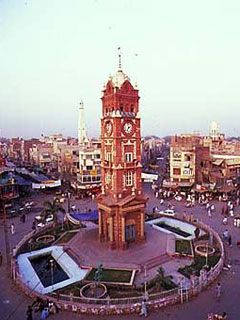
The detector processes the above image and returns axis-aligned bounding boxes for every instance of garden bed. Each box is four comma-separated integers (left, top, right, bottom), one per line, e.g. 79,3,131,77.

178,255,221,278
176,240,193,256
54,230,79,244
85,268,136,285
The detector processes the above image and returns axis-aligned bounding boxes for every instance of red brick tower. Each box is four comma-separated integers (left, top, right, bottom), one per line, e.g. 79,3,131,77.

97,55,147,249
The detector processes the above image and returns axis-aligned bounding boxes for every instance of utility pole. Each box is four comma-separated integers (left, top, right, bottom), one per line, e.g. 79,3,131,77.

2,199,11,270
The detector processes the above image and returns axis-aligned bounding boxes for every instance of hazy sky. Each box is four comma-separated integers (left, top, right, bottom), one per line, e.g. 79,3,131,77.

1,0,240,139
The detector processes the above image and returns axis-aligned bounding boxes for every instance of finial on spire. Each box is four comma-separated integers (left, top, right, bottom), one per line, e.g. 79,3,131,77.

117,47,122,70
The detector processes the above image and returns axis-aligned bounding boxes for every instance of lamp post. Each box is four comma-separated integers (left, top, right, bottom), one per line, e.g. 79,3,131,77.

50,259,54,289
205,242,209,269
67,192,71,214
144,265,148,300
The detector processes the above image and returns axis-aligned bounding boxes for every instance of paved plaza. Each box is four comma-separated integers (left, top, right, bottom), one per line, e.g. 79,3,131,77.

0,184,240,319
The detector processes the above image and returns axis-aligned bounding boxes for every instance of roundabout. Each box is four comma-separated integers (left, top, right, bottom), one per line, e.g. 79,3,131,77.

12,213,224,316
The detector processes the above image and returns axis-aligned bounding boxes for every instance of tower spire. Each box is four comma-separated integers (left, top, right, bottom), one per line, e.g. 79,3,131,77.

78,100,89,147
117,47,122,70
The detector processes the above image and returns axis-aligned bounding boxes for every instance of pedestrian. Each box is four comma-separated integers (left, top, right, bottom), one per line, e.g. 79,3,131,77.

40,307,49,320
11,223,15,235
210,204,215,212
139,299,148,317
221,311,227,319
228,235,232,247
32,221,36,231
215,282,221,301
223,229,229,240
0,251,3,267
26,305,33,320
208,209,212,218
22,213,26,223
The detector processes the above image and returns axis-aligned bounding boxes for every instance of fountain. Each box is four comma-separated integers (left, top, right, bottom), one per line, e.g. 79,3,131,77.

80,264,107,299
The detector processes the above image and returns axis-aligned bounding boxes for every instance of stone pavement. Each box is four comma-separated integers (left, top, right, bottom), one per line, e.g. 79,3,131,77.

0,186,240,319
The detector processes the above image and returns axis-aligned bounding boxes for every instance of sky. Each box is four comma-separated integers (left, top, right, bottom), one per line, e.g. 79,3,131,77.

1,0,240,139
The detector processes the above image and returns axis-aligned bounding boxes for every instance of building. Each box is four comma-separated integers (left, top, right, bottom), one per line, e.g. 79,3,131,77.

0,155,19,216
97,57,147,250
168,134,210,188
76,102,101,191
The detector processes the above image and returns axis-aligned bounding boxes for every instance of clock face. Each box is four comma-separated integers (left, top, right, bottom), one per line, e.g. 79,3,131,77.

105,121,113,136
123,121,133,135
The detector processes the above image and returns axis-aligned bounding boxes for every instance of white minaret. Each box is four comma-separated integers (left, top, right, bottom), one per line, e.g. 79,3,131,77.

209,121,220,140
78,100,89,147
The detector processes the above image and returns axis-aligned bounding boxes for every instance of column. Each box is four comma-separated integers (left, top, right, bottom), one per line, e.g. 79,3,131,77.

140,211,145,239
122,216,126,243
109,216,114,242
98,210,102,236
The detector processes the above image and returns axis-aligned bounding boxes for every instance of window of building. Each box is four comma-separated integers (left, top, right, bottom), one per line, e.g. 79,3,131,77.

106,152,112,162
184,154,191,161
173,168,181,175
86,165,93,170
125,152,133,162
125,171,133,186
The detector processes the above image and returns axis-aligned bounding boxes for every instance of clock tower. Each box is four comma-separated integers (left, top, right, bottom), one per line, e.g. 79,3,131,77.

97,55,147,250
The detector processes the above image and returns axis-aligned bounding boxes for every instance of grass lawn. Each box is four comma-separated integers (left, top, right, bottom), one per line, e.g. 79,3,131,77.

155,222,191,238
54,230,78,244
176,240,193,256
85,268,134,284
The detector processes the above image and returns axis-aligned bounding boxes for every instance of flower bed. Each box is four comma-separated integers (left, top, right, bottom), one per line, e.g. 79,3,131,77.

178,255,221,278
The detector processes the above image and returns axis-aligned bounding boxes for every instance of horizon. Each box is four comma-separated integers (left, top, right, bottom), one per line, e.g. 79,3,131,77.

1,1,240,138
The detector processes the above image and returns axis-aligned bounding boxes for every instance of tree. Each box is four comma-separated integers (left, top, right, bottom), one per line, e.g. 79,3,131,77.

41,198,65,226
194,227,200,240
155,267,165,290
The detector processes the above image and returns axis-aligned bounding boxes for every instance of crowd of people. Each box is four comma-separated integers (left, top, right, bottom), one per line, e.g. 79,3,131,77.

26,298,58,320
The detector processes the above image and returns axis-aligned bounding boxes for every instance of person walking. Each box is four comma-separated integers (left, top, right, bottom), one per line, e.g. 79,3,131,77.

0,251,3,267
208,209,212,218
10,223,15,235
228,235,232,247
40,307,49,320
22,213,26,223
26,305,33,320
215,282,221,301
139,299,148,317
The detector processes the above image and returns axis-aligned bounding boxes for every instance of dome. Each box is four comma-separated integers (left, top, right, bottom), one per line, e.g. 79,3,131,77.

109,69,130,88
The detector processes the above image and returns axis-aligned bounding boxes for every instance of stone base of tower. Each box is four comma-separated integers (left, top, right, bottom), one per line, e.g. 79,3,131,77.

97,194,148,250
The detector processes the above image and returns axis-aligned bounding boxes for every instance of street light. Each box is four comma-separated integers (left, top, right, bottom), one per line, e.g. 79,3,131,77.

144,265,148,300
205,242,209,269
50,259,54,289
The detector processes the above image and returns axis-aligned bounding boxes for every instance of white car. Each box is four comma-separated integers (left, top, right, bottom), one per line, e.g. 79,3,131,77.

157,209,176,216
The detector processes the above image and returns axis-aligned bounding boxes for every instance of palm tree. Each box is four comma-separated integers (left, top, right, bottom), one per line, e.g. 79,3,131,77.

41,198,65,226
155,267,165,290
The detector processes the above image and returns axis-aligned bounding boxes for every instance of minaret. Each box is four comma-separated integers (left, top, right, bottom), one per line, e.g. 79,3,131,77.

78,100,89,147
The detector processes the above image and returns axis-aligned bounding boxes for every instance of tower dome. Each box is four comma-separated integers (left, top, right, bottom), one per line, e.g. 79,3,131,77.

110,69,130,88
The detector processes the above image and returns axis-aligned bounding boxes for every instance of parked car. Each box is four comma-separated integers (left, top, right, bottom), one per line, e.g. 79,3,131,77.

157,209,176,216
